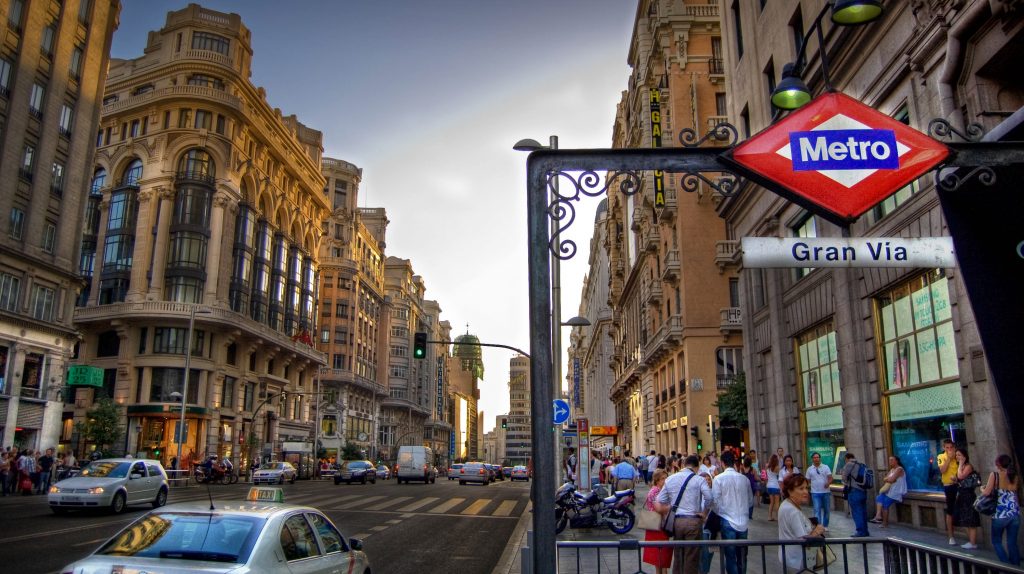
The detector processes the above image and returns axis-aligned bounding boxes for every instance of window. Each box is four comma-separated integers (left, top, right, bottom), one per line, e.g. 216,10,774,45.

42,222,56,253
132,84,154,96
222,376,236,410
731,0,744,59
795,321,844,473
320,328,329,343
41,24,56,57
390,345,407,357
70,47,83,79
332,354,344,369
78,0,92,24
279,515,321,561
792,213,816,279
178,148,213,179
29,83,45,117
20,145,35,181
52,162,65,196
876,270,963,491
187,74,224,90
710,37,723,75
194,109,212,130
390,365,408,378
9,208,25,240
149,367,198,403
129,119,140,137
122,158,143,186
153,327,204,355
31,285,55,321
192,32,230,55
7,0,24,31
0,58,12,97
0,272,20,311
764,58,776,111
871,106,920,221
59,104,74,136
333,329,347,344
790,6,805,56
307,513,346,554
178,109,192,128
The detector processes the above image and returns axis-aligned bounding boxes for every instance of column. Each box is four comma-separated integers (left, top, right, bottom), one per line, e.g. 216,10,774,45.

128,188,158,302
204,190,230,303
2,349,26,449
90,197,111,306
148,187,175,300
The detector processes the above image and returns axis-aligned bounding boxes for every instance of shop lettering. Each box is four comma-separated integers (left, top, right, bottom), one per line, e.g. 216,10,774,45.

790,128,899,171
792,240,908,262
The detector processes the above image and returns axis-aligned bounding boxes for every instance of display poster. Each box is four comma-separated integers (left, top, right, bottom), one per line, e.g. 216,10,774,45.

888,381,963,422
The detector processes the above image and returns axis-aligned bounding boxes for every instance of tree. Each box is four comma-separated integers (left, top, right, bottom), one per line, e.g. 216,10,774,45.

340,442,362,460
714,372,748,428
75,397,123,456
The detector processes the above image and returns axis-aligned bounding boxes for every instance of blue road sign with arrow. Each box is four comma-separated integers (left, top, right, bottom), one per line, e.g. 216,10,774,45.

553,399,571,425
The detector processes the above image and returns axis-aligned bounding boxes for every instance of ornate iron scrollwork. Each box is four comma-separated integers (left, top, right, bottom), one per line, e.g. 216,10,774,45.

936,166,996,192
678,122,741,148
928,118,985,142
545,170,641,260
673,122,745,197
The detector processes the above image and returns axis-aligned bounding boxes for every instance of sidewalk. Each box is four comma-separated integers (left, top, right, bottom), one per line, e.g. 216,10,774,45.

492,481,1008,573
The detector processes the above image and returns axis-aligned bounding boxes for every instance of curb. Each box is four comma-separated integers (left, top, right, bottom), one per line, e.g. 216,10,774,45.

492,500,533,574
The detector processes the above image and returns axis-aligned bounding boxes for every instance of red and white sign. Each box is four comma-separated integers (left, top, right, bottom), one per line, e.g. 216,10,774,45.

728,92,949,223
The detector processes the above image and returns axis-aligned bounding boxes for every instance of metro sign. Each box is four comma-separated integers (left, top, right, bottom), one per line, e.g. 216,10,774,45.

725,92,950,224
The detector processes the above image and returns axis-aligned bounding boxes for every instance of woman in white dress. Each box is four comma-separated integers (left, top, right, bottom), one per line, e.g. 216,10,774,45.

778,473,827,572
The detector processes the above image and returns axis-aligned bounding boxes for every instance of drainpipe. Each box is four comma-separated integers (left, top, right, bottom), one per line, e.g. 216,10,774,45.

937,1,990,130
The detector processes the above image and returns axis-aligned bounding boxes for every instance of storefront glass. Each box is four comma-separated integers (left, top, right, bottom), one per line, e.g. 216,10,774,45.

796,322,844,473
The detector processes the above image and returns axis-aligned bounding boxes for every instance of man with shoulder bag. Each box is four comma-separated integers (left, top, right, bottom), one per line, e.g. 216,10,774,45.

657,454,714,574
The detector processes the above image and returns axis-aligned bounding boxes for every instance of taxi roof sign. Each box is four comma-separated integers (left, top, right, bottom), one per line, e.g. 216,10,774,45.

247,487,285,503
724,92,950,224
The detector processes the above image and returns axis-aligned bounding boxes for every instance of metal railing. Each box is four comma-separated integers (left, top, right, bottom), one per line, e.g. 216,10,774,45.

552,537,1024,574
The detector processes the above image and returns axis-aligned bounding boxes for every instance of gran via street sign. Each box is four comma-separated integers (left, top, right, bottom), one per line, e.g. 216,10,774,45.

724,92,950,224
741,237,956,268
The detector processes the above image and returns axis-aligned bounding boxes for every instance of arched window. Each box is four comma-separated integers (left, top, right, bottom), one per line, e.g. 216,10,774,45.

91,168,107,195
121,159,142,187
178,148,214,180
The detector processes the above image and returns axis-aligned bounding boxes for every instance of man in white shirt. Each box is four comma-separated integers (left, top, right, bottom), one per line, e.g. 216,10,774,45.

656,454,713,574
806,452,833,528
713,450,753,574
646,450,658,483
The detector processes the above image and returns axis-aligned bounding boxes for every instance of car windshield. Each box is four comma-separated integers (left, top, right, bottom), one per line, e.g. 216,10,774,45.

96,512,265,563
345,462,367,469
79,461,131,478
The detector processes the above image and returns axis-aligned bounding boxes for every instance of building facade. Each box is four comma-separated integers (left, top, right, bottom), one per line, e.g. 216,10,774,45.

717,0,1022,531
70,4,329,470
449,333,482,462
0,0,120,451
604,0,742,458
315,157,389,463
505,354,530,465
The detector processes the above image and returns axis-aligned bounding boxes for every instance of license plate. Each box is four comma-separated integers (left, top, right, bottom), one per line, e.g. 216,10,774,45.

63,496,81,502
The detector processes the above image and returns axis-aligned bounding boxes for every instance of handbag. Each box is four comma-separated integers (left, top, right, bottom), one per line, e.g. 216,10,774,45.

959,471,982,490
974,493,997,516
813,544,838,570
661,473,696,536
637,508,662,530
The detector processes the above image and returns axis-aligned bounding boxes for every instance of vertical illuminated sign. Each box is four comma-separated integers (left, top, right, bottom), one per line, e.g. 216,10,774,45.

650,88,665,207
572,358,581,408
436,356,445,418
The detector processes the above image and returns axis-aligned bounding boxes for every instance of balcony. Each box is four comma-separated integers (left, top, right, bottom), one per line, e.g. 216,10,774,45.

643,281,662,306
656,188,677,223
717,374,739,389
715,240,740,273
720,307,742,337
662,249,680,283
645,227,659,252
709,58,725,83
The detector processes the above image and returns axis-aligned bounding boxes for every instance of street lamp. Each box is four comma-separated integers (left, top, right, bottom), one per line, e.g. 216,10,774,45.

770,0,885,110
171,304,211,468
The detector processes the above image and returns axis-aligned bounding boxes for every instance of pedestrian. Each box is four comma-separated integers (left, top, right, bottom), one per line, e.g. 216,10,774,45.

870,455,907,528
637,453,649,485
954,448,981,549
983,453,1020,565
778,473,827,573
806,452,833,528
937,438,960,545
17,449,35,495
712,450,752,574
742,456,758,520
700,455,714,477
647,450,658,483
657,454,667,472
0,451,9,496
766,453,782,521
779,454,800,484
613,453,638,491
643,469,673,574
589,450,603,490
563,447,577,484
839,453,870,537
748,450,762,507
656,454,713,574
36,448,55,494
776,446,786,462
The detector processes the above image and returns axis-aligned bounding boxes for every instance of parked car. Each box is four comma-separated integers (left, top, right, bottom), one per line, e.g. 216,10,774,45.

447,463,464,480
511,465,530,482
48,458,168,514
458,462,490,486
252,461,297,485
396,446,437,484
334,460,377,485
503,466,513,478
58,490,371,574
375,465,391,480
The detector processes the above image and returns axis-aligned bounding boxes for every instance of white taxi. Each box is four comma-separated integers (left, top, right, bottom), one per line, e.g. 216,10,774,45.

58,487,370,574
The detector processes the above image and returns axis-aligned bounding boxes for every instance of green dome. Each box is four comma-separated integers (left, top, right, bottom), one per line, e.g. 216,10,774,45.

453,333,485,380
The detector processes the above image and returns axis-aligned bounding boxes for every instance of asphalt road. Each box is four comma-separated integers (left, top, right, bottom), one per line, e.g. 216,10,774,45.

0,474,531,574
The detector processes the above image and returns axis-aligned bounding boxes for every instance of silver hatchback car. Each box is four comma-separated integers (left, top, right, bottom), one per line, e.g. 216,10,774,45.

48,458,168,514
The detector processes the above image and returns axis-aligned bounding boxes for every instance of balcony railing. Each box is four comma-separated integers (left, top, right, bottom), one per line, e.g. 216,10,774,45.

707,115,729,133
662,250,680,282
709,58,725,75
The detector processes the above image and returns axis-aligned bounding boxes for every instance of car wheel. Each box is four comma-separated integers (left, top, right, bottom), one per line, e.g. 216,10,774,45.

111,491,127,514
152,488,167,508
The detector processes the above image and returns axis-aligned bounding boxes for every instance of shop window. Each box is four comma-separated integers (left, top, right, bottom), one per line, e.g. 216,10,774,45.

795,321,844,473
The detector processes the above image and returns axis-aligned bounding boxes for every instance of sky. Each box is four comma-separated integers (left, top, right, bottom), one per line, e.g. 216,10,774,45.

111,0,636,432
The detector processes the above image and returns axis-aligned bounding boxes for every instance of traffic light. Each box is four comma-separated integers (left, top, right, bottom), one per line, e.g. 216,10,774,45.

690,425,699,438
501,418,508,429
697,440,703,451
413,332,427,358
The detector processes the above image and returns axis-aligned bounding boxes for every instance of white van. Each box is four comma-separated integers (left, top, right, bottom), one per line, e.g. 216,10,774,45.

396,446,437,484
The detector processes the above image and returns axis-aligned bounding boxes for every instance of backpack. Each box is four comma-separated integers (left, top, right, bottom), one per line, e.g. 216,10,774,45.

852,462,874,490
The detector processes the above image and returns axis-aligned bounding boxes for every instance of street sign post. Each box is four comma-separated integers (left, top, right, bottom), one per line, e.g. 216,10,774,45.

725,92,950,225
576,417,590,491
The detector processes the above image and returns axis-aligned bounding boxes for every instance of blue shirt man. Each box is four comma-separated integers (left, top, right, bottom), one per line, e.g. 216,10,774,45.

612,456,638,490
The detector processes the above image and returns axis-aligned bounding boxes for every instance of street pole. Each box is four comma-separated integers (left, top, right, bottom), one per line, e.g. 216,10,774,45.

549,135,565,485
314,368,320,477
176,305,197,467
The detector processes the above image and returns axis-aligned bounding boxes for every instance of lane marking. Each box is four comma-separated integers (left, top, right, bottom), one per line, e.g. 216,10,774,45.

73,537,110,547
492,500,518,516
428,497,465,514
397,497,439,512
363,496,414,511
369,525,389,531
460,498,492,515
341,495,386,508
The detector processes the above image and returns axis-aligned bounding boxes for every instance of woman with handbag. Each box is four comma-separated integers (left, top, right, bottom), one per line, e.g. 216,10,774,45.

982,454,1020,565
641,469,673,573
870,456,907,527
778,473,828,573
953,448,982,549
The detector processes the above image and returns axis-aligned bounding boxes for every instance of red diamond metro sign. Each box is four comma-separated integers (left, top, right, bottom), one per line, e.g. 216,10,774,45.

725,92,950,224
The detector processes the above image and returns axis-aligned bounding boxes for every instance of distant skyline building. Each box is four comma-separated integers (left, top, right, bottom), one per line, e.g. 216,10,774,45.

0,0,121,451
505,354,531,465
449,331,482,461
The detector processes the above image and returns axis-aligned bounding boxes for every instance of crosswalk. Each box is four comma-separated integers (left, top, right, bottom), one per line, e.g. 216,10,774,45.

167,489,529,518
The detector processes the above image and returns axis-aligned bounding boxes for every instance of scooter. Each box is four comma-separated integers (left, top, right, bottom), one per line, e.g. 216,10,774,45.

554,482,635,534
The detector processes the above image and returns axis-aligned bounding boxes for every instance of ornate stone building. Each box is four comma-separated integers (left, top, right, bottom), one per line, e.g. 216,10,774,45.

69,4,328,469
0,0,120,451
449,332,482,461
505,354,531,465
315,157,389,462
717,0,1022,529
603,0,741,457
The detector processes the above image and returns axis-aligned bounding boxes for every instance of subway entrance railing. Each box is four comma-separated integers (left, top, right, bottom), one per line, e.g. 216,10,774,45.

553,537,1024,574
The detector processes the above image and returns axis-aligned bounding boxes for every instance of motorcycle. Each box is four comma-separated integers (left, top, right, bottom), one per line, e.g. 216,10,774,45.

554,482,635,534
